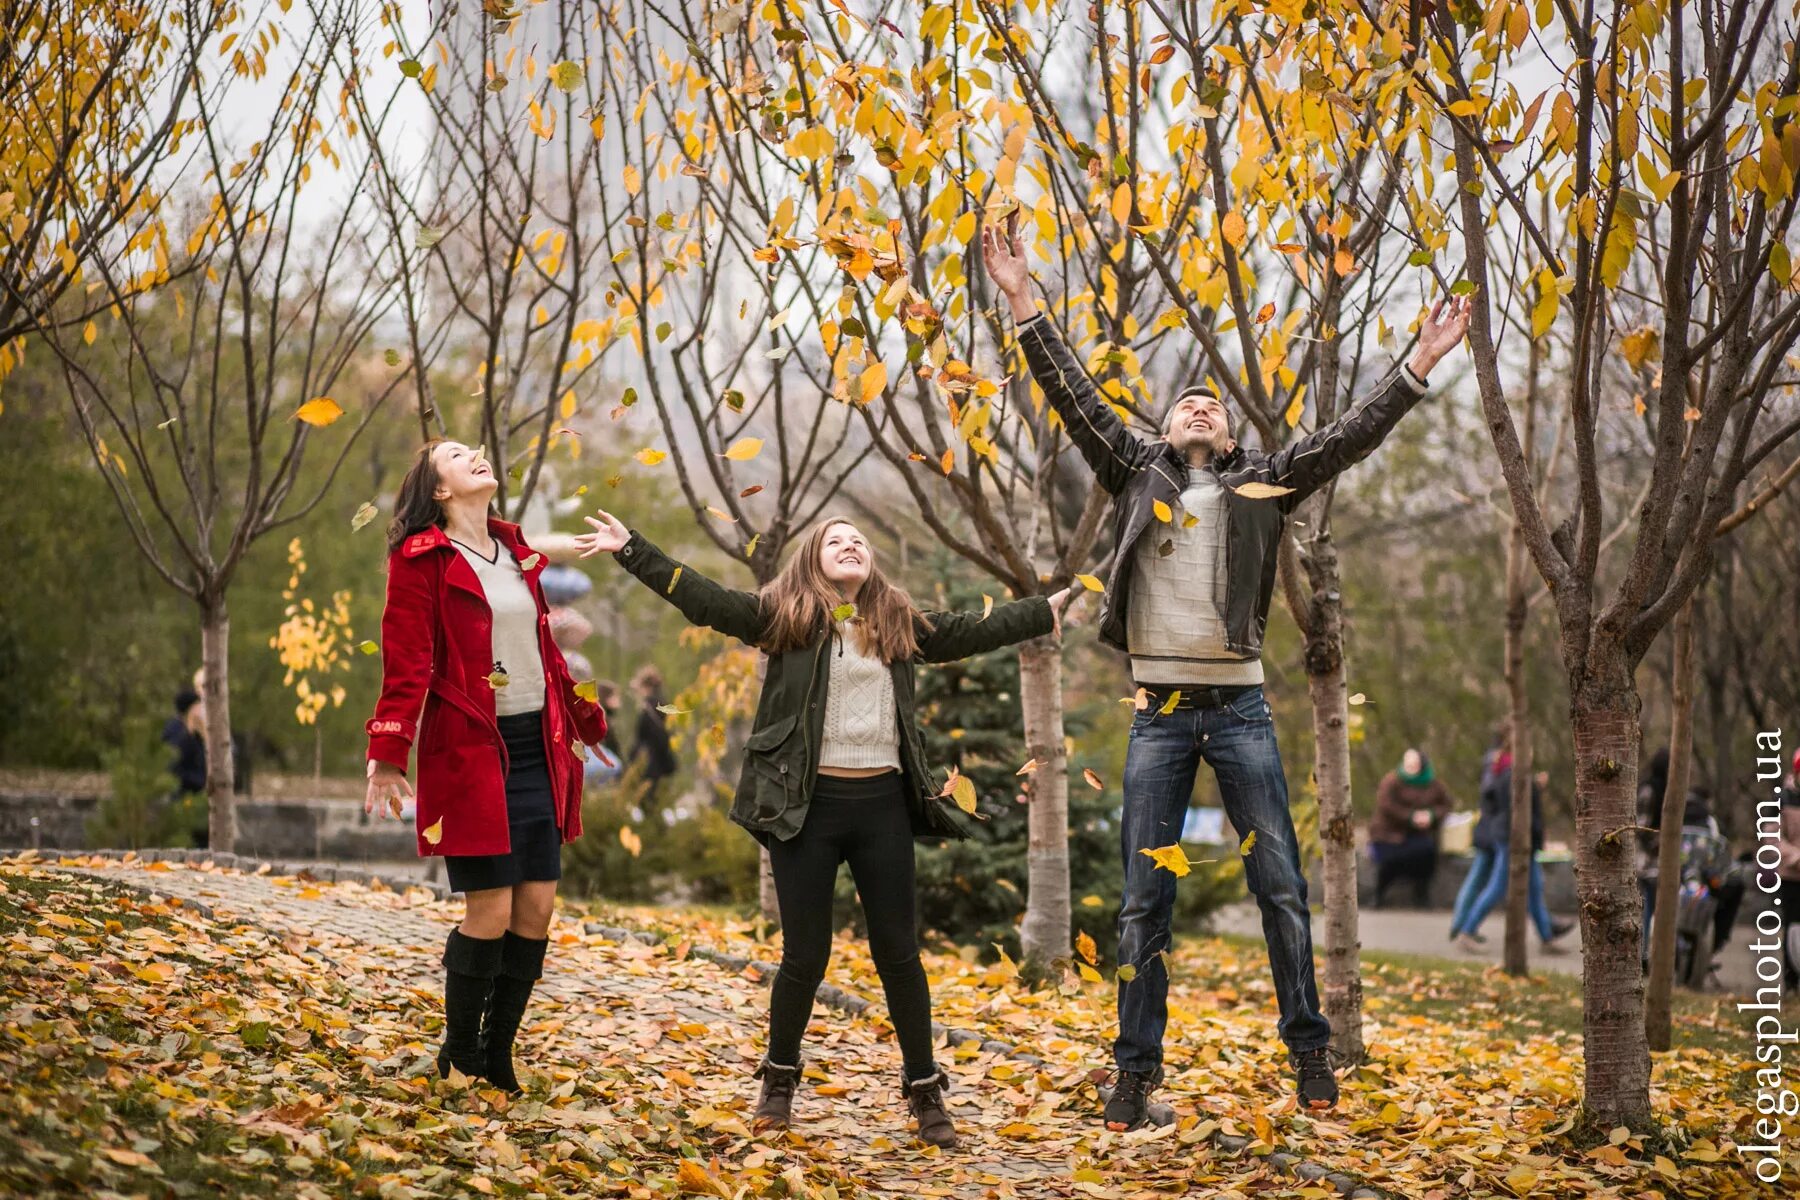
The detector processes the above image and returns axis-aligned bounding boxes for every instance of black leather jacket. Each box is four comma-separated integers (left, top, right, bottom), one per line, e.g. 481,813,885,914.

1016,314,1428,660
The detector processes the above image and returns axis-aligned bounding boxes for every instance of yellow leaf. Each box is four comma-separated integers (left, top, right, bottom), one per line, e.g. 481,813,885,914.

1348,692,1367,705
722,436,762,461
1333,247,1355,276
487,670,509,690
1016,757,1041,775
1240,829,1258,856
1082,767,1105,790
981,594,994,620
952,211,976,244
656,703,689,716
1620,327,1659,370
295,397,344,426
619,826,642,857
1080,894,1103,907
574,680,599,702
940,447,955,475
861,360,888,402
1230,481,1294,500
635,447,667,466
1140,844,1191,877
1075,929,1098,964
1158,689,1182,715
622,164,641,196
1111,182,1131,225
1152,499,1173,522
1284,386,1307,428
423,817,444,845
83,320,97,345
1076,961,1103,983
949,772,977,813
1075,573,1104,592
1221,210,1248,247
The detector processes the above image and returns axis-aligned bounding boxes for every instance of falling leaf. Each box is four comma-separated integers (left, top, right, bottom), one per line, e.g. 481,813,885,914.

981,594,994,620
1157,689,1182,715
550,59,584,91
1254,302,1276,324
722,437,763,461
666,566,682,594
414,223,444,248
1152,499,1173,522
1074,573,1104,592
738,485,763,497
574,680,598,702
1348,692,1367,705
1082,767,1104,791
422,818,444,845
635,448,667,466
947,772,977,814
1140,844,1192,877
1080,894,1103,907
295,398,343,426
1076,962,1103,984
351,501,378,532
1117,963,1138,981
831,602,856,621
619,825,642,857
487,671,510,689
1230,481,1294,499
1016,758,1042,775
358,640,378,655
1239,830,1258,856
157,416,178,430
1220,210,1248,246
520,552,542,571
1075,930,1098,965
656,704,689,716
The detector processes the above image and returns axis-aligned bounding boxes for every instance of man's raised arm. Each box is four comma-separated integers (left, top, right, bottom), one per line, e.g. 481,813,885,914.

983,218,1153,496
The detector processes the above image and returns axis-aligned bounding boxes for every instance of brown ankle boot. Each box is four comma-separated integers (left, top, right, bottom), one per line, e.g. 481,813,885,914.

752,1058,802,1131
902,1068,958,1149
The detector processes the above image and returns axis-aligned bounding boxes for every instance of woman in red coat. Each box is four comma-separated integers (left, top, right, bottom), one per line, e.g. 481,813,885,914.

364,439,607,1092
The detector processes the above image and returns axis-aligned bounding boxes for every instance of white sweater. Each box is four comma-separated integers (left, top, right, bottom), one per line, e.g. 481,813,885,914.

817,621,901,771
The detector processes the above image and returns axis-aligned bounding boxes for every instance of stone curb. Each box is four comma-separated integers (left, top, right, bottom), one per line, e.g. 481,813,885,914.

6,848,1384,1198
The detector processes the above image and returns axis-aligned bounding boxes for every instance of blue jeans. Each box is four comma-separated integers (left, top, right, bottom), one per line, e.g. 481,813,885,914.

1449,845,1553,940
1114,685,1330,1073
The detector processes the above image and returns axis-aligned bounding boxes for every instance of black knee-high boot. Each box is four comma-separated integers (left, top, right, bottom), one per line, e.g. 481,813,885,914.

483,931,547,1093
439,930,503,1081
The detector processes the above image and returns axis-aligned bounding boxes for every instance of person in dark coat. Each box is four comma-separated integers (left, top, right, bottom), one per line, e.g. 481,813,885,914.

162,690,208,797
1369,748,1453,908
1447,729,1573,949
628,665,679,801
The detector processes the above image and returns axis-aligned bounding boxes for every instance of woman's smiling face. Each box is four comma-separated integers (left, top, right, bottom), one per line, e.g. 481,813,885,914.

431,441,497,503
818,521,872,593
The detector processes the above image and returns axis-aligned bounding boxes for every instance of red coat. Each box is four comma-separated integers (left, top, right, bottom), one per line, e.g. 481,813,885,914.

365,520,606,857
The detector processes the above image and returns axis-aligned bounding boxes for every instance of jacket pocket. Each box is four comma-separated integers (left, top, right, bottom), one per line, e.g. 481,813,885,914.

748,754,794,823
745,713,800,753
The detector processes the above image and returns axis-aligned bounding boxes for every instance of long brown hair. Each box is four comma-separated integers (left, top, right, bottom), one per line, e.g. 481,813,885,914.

757,517,927,662
386,439,447,553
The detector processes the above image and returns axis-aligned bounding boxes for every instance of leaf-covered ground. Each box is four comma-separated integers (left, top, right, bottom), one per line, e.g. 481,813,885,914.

0,855,1780,1199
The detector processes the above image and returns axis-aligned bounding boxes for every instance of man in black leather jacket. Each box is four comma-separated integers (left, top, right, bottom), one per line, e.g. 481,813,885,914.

984,217,1470,1124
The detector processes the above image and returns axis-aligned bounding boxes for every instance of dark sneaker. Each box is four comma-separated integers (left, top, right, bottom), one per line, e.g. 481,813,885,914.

1292,1047,1338,1111
1101,1067,1169,1132
752,1058,802,1132
902,1068,958,1149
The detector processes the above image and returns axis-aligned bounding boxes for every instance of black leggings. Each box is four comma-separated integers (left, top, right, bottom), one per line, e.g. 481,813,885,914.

765,771,936,1079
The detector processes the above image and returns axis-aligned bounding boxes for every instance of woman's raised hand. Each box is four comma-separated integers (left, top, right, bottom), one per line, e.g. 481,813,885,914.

575,509,630,557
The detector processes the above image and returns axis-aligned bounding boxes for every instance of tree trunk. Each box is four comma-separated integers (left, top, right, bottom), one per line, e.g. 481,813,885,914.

199,594,237,854
1645,596,1697,1050
1502,333,1540,976
1016,633,1071,980
1570,658,1652,1126
1502,515,1534,976
1302,539,1361,1061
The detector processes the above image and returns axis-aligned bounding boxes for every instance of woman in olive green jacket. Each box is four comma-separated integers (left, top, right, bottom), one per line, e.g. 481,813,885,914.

578,510,1065,1150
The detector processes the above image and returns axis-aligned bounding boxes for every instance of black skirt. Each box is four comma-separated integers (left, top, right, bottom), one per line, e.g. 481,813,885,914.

445,710,562,894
